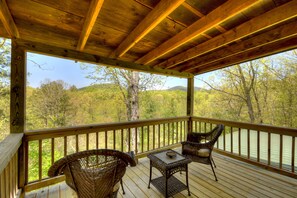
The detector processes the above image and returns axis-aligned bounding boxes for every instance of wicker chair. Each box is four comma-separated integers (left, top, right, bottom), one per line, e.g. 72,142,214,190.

48,149,136,198
181,124,224,181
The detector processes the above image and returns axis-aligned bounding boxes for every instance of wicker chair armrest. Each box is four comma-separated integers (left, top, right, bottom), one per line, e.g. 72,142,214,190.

181,141,212,149
123,151,137,167
190,131,211,137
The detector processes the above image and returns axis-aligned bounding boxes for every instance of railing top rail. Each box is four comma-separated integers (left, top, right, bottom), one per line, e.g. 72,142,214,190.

192,116,297,137
0,133,23,174
25,116,190,141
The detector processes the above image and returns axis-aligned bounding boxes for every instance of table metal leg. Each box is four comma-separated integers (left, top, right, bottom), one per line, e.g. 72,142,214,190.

148,160,152,189
165,171,168,198
186,165,191,196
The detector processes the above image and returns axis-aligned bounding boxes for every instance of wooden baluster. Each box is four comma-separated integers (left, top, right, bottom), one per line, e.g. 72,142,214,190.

86,133,89,151
184,121,187,139
292,137,295,173
168,123,170,145
175,122,179,143
280,134,283,169
238,128,241,156
231,127,233,153
268,132,271,166
128,128,131,152
163,124,165,147
113,130,116,150
11,154,15,197
38,139,42,180
204,122,206,133
172,122,174,145
24,141,29,185
153,125,155,150
121,129,124,152
257,131,260,162
199,121,201,132
158,124,161,149
247,130,250,159
13,153,16,194
96,132,99,149
135,128,138,154
223,127,226,151
76,135,79,152
179,122,182,142
5,165,9,197
1,171,5,198
105,131,108,149
9,157,14,197
141,126,144,153
147,126,150,151
51,138,54,165
195,121,198,132
64,136,67,156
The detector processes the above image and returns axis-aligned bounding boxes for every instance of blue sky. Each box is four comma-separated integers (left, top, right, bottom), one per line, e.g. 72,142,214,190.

26,52,212,89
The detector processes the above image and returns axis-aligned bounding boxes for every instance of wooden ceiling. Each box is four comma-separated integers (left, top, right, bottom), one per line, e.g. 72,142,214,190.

1,0,297,78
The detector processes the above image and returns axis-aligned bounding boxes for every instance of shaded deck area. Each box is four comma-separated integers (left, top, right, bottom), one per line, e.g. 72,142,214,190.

25,150,297,198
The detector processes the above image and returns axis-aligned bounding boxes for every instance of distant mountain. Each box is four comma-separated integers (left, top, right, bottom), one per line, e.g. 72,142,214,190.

78,84,206,92
167,86,205,91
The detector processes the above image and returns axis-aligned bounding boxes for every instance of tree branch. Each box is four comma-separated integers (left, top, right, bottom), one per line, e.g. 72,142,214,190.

199,78,246,100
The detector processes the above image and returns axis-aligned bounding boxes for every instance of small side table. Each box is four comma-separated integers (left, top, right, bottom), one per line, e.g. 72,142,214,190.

147,149,192,197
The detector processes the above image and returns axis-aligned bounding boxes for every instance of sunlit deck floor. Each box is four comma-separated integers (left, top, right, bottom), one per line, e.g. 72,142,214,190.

25,150,297,198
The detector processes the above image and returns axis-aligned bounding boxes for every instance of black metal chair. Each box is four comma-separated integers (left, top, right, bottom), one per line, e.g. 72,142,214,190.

181,124,224,181
48,149,136,198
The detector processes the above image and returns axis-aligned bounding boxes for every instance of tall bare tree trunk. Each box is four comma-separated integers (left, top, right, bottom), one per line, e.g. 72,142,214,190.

125,71,139,152
237,65,255,123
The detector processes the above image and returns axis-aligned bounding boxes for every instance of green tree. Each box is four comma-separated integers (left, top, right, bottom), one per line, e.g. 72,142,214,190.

27,80,71,129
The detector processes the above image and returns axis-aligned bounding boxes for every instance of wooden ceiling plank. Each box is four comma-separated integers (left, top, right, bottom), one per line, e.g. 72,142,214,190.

193,36,297,75
16,39,192,78
136,0,259,65
0,0,19,38
112,0,185,58
76,0,104,51
181,21,297,72
160,0,297,69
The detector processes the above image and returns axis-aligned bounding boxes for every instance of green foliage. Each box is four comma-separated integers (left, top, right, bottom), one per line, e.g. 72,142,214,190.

0,38,10,141
195,50,297,128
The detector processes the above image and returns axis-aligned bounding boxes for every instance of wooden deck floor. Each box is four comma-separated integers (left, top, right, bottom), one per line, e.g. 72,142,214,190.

25,150,297,198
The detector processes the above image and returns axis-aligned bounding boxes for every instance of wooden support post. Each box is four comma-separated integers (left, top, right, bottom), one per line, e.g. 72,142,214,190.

10,40,26,133
10,39,26,197
187,77,194,134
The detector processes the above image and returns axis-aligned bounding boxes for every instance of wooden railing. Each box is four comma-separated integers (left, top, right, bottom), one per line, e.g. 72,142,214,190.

0,134,23,198
23,117,189,190
22,116,297,191
191,116,297,178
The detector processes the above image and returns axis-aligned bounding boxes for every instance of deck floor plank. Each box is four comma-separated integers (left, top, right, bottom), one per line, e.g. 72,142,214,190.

25,151,297,198
213,155,297,197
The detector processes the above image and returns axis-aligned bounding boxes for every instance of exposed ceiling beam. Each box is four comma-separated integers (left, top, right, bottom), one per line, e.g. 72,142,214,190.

180,21,297,72
0,0,19,38
111,0,185,58
160,0,297,69
136,0,259,65
193,36,297,75
16,39,193,78
76,0,104,51
182,2,227,33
